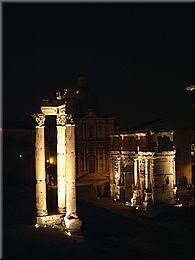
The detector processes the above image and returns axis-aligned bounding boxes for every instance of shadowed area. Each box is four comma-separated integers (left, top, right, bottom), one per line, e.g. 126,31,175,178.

4,185,195,259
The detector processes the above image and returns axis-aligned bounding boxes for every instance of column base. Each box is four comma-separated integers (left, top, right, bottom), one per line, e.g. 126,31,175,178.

64,217,82,232
143,191,153,210
153,187,177,205
35,213,65,227
37,210,48,217
58,208,66,214
131,189,142,207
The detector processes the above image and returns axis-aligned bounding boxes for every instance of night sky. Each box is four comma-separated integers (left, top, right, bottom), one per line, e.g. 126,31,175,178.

3,3,194,129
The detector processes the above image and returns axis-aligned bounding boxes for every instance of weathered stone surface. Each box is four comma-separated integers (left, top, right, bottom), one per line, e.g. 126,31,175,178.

57,123,66,213
65,124,77,216
153,151,176,205
36,213,65,227
33,100,81,226
64,217,82,231
35,124,48,216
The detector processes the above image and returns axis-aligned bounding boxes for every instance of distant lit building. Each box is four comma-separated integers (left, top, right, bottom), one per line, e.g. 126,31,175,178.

109,119,193,206
75,109,115,179
110,129,177,205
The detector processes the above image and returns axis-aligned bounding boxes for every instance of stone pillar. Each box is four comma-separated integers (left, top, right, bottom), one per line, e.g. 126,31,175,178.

65,123,77,217
34,114,48,217
153,150,176,205
56,114,66,214
173,159,176,186
134,159,138,187
110,157,115,198
117,157,124,200
145,158,149,189
149,158,153,188
83,148,86,172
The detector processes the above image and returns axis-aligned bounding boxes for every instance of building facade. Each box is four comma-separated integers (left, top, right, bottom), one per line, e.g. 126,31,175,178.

75,109,115,179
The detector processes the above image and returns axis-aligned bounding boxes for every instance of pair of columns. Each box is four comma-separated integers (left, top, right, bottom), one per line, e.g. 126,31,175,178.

34,113,76,218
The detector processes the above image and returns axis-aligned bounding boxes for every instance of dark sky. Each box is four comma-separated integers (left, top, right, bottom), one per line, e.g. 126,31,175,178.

3,3,195,129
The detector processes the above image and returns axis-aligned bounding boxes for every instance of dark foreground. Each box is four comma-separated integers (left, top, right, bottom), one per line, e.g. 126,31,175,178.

3,186,195,259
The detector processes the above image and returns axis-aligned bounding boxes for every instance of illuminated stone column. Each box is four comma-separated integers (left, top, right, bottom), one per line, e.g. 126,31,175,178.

134,159,138,187
173,159,176,186
153,150,176,205
149,158,154,188
56,114,66,214
34,114,48,217
145,158,149,189
110,157,115,198
65,123,77,217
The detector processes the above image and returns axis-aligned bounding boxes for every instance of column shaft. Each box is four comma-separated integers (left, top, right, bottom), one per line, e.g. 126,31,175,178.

57,125,66,213
173,159,176,186
145,159,149,189
35,126,47,216
65,124,76,217
134,159,138,187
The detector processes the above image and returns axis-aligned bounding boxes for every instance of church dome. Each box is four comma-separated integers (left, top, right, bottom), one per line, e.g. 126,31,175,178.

74,73,99,117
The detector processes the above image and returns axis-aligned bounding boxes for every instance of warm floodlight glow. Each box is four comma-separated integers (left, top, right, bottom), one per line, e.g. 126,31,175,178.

66,231,71,237
174,203,182,208
49,157,54,164
35,224,39,228
65,218,70,229
186,85,195,91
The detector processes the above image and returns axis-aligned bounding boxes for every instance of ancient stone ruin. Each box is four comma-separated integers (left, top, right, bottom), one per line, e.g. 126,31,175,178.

32,88,81,231
110,131,177,209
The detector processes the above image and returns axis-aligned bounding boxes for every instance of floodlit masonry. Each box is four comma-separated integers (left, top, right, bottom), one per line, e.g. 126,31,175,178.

110,131,177,208
32,89,81,230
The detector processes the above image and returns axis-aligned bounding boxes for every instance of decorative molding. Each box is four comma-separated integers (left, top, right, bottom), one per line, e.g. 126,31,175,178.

41,106,58,115
56,114,66,126
33,114,45,127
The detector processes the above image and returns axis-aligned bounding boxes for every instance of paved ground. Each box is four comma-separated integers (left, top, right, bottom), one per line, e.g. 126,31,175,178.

3,185,195,259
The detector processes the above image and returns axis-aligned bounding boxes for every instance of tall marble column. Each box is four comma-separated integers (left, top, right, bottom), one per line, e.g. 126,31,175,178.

110,157,115,198
149,158,154,188
34,114,48,217
134,159,138,187
173,159,176,186
65,123,77,217
145,158,149,189
56,114,66,213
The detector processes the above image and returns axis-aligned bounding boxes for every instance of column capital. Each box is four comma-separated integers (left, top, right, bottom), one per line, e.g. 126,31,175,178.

56,114,66,126
66,113,74,124
32,113,45,127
